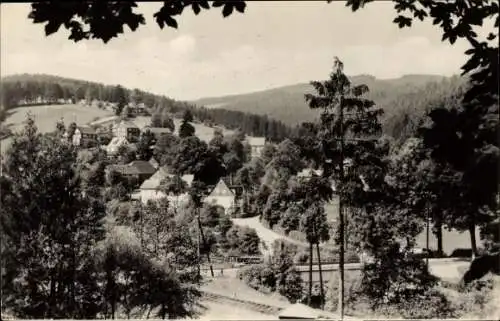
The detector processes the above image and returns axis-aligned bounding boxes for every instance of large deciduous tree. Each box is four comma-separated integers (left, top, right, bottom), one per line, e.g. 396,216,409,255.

1,115,107,318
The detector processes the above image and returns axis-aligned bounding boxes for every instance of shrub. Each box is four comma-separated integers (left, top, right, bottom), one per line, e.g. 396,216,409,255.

359,245,439,307
277,267,303,303
450,277,497,318
288,230,307,243
237,264,275,292
396,289,456,319
294,251,309,264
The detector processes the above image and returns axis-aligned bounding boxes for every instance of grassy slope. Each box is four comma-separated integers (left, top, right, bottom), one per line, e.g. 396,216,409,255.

1,106,235,155
1,104,113,154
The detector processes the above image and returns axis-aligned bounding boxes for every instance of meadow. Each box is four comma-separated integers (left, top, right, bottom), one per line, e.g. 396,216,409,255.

1,104,113,154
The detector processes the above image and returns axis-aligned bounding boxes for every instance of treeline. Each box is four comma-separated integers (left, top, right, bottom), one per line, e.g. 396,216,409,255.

0,74,292,142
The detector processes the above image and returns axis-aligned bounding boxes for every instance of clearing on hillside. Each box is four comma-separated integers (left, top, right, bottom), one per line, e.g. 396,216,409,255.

1,104,113,154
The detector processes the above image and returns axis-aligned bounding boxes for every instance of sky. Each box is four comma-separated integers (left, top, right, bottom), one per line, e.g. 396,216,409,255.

0,2,489,101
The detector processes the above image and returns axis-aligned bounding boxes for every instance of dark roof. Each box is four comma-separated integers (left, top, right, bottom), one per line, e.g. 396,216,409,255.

119,120,139,129
107,160,156,176
128,160,157,175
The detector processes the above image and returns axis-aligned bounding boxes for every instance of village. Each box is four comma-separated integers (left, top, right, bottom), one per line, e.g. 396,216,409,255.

63,99,267,216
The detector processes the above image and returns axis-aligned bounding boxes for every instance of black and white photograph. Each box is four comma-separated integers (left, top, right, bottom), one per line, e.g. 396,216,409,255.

0,1,499,320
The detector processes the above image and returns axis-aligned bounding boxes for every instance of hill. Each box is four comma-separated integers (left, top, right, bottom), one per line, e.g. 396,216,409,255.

1,74,293,141
192,74,467,139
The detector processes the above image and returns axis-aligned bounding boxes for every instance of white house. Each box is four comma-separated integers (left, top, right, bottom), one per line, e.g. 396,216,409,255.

71,126,97,146
203,179,237,215
105,137,130,155
297,168,323,179
112,120,141,142
139,167,194,207
245,136,266,158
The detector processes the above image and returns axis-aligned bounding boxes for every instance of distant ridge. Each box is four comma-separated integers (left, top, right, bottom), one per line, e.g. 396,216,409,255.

191,74,465,129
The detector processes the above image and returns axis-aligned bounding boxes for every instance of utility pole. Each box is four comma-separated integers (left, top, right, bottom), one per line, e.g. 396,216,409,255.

426,202,430,269
338,94,345,320
197,206,214,277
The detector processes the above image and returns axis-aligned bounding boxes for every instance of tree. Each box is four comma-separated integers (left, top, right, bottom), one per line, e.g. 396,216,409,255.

179,120,195,138
121,104,133,119
272,241,304,303
293,175,332,308
95,222,200,319
223,136,246,183
55,117,66,136
66,121,77,141
44,82,63,103
1,115,107,318
305,57,385,316
418,92,498,256
151,109,175,131
135,130,156,161
268,139,303,178
111,85,128,115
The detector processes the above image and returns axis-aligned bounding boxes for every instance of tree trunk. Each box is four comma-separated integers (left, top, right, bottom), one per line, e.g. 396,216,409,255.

147,306,153,319
308,242,313,306
316,242,325,310
434,219,443,256
469,223,478,258
197,213,214,277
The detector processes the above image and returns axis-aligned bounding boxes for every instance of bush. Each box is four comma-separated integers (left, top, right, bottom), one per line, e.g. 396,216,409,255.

277,267,303,303
450,277,497,318
237,264,275,292
359,245,439,307
224,225,261,256
396,289,456,319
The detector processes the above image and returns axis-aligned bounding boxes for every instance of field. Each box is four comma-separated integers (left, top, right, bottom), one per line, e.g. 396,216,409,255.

1,104,113,154
133,116,235,141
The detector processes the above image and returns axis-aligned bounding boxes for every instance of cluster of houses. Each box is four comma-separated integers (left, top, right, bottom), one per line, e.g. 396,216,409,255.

65,116,267,215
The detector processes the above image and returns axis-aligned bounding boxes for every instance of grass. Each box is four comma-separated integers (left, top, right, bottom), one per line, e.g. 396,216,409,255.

133,116,235,141
202,276,290,308
1,104,113,154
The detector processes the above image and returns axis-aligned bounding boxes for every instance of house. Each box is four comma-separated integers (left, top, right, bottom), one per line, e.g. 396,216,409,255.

105,137,132,156
71,126,97,146
203,178,238,215
107,160,157,184
134,102,147,115
139,166,194,206
142,126,173,139
245,136,266,158
297,168,323,179
112,120,141,142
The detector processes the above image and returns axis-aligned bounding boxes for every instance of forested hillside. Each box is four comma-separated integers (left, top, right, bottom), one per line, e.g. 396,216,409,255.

0,74,292,142
193,74,468,140
1,73,468,143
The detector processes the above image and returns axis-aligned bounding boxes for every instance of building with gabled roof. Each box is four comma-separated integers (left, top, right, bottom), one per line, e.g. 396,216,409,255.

106,160,157,184
70,126,97,146
139,166,194,206
244,136,266,158
203,178,238,215
112,120,141,142
105,137,132,156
